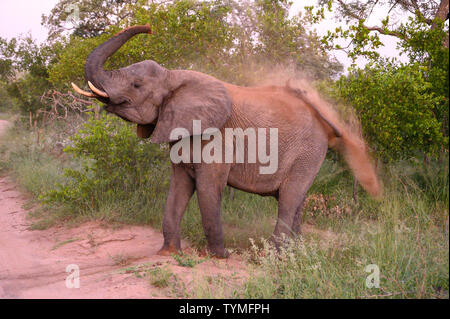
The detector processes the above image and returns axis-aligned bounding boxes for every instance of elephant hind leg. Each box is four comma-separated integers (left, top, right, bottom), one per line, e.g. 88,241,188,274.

272,155,325,244
292,198,307,235
272,185,308,241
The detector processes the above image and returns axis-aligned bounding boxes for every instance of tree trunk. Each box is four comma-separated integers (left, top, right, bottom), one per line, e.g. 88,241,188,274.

36,129,41,145
434,0,449,23
433,0,449,48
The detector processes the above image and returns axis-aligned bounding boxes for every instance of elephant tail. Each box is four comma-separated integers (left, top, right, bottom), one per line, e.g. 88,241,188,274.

335,131,382,198
285,79,382,198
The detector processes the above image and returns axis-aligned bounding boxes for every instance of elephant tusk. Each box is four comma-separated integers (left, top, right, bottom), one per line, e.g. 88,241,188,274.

88,81,109,98
71,82,96,97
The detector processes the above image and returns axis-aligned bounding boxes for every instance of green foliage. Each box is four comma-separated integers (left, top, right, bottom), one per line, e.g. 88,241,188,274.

48,35,109,88
322,62,446,161
0,81,18,113
148,266,175,288
43,114,167,211
0,122,67,197
47,0,236,87
47,0,341,88
397,17,449,138
0,38,15,81
0,35,63,116
318,2,449,149
241,217,448,299
128,0,236,78
7,73,50,116
42,0,140,40
240,0,342,81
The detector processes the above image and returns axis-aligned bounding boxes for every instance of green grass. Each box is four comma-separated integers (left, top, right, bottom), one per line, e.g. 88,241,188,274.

191,159,449,298
0,116,448,298
51,238,81,250
148,266,175,288
119,262,154,278
238,193,448,298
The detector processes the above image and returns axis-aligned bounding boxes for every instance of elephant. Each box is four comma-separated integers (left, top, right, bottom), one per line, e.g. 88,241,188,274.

72,24,381,258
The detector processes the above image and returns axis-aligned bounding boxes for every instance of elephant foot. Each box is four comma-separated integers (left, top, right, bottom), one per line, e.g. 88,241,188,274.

157,245,181,256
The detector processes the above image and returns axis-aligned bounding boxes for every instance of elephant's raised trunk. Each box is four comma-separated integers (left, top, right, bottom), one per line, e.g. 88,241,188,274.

84,24,152,92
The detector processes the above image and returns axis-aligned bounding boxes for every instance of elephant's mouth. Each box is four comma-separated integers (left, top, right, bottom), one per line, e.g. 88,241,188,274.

104,93,135,113
104,102,157,126
104,103,134,123
105,100,130,111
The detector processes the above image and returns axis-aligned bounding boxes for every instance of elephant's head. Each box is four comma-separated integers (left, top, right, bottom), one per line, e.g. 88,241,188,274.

72,24,232,143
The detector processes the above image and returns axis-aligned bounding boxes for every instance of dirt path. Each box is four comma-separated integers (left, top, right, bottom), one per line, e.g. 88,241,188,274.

0,120,246,298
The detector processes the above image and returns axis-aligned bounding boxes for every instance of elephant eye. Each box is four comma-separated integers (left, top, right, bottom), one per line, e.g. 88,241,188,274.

133,82,141,89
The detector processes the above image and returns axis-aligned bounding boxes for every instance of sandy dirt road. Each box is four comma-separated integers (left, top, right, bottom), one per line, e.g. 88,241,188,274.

0,120,246,298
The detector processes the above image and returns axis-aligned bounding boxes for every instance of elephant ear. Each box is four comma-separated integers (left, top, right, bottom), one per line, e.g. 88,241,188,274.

151,76,232,144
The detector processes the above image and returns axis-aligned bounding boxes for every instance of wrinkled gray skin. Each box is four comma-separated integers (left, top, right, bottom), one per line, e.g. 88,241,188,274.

84,26,332,258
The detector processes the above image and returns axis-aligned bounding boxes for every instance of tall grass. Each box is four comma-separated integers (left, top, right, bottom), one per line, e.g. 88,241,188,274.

206,159,448,298
0,120,69,197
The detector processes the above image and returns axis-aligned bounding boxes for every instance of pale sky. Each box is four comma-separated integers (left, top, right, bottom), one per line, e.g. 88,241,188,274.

0,0,59,43
290,0,409,69
0,0,408,69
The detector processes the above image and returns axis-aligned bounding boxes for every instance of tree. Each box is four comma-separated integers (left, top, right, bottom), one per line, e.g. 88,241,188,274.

48,0,236,87
48,0,342,89
322,61,445,161
0,38,15,82
2,0,344,127
320,0,449,58
318,0,449,158
227,0,342,82
42,0,140,41
0,36,57,119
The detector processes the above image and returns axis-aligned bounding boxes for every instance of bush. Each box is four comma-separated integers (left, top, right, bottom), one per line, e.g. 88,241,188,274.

43,114,169,212
323,62,446,161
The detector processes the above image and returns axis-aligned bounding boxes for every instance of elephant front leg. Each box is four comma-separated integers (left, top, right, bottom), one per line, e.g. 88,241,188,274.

158,165,195,256
195,165,230,258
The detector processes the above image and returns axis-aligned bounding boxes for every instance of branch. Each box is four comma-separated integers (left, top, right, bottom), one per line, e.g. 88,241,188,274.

388,1,400,14
66,92,94,105
336,0,407,40
411,0,433,25
364,25,404,38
